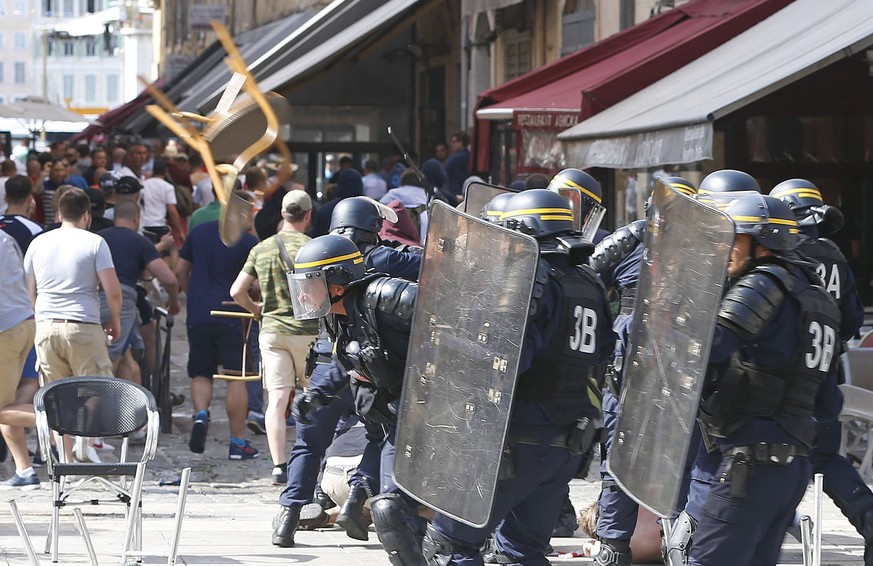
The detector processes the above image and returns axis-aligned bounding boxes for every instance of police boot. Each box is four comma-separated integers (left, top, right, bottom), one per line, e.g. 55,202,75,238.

337,483,370,541
370,493,426,566
271,504,301,547
552,495,579,537
314,483,335,510
594,538,632,566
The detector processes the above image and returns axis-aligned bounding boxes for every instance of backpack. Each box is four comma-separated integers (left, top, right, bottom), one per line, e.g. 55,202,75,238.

174,184,194,217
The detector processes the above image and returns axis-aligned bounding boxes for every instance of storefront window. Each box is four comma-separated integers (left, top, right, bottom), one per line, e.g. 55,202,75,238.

288,107,380,144
746,115,873,163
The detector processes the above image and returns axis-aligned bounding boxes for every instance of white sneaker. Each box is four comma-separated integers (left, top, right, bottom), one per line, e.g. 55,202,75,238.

73,441,102,464
93,438,115,451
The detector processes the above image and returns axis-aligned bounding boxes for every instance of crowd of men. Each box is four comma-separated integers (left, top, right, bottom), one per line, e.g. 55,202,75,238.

0,131,871,566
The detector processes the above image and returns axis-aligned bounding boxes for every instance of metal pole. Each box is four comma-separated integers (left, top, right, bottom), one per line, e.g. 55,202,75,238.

813,472,823,566
42,30,48,98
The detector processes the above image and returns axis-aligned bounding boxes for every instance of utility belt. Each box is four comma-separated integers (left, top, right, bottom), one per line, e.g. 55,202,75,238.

720,442,809,498
501,416,600,480
303,341,328,380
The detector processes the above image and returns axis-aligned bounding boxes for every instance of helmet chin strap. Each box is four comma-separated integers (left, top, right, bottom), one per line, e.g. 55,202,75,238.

329,286,347,305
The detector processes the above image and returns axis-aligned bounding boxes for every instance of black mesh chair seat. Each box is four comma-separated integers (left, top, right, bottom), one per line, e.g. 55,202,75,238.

31,376,161,563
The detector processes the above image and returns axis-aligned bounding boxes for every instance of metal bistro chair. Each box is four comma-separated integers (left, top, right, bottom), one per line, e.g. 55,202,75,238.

9,376,190,565
839,348,873,482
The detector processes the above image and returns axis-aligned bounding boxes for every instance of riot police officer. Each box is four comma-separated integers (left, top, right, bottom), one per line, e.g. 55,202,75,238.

546,168,608,243
329,196,422,280
697,168,759,195
273,198,423,547
657,170,766,565
421,189,615,566
691,194,841,566
288,234,424,566
588,176,697,566
770,179,872,565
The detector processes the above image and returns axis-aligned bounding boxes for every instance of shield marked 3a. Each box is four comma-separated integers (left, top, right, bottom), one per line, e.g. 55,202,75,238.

607,183,734,518
461,181,518,217
394,201,539,527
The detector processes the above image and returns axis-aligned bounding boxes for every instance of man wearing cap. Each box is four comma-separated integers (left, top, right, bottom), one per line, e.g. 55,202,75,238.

103,175,142,222
85,188,114,232
165,144,191,179
230,190,319,482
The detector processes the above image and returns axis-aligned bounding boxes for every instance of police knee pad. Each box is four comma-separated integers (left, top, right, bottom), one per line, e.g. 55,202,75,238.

370,493,426,566
662,510,696,566
594,538,631,566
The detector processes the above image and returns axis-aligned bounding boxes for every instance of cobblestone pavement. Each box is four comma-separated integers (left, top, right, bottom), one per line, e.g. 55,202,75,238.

0,300,868,564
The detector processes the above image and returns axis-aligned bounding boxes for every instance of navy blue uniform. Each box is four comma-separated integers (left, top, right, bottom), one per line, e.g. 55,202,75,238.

335,284,414,497
279,246,421,508
690,261,839,566
798,226,873,553
428,255,614,566
596,239,641,543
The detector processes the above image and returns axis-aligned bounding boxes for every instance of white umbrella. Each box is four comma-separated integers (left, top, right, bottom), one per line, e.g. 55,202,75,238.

0,96,85,122
0,97,89,143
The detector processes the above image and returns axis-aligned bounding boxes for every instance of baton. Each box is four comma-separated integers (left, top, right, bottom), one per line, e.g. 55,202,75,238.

386,126,437,207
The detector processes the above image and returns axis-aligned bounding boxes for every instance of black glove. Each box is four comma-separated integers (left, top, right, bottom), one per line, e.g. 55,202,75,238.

292,390,327,425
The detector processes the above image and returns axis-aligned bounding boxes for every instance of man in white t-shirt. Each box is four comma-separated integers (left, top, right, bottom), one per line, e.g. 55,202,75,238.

23,187,122,461
142,158,185,240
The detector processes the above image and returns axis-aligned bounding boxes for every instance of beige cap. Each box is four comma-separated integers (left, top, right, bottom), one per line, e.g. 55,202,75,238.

282,189,312,212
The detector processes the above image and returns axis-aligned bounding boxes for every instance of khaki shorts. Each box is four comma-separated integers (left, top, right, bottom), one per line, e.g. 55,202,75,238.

0,319,36,407
320,455,364,509
259,333,316,391
35,320,114,385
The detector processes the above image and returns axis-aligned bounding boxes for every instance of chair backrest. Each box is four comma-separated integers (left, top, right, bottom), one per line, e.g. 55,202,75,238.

843,348,873,391
858,329,873,348
34,377,156,437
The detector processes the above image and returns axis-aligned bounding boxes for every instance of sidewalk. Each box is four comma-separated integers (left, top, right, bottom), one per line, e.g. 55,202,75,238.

0,303,868,564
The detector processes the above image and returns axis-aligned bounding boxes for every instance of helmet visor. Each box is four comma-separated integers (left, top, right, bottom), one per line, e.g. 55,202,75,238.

289,271,332,320
580,203,606,242
369,198,399,224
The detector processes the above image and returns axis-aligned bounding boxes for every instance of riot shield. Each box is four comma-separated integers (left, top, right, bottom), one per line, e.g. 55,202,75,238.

394,201,539,528
607,182,734,518
461,181,518,217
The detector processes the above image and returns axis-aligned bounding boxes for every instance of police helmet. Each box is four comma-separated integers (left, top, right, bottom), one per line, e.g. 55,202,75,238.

289,235,367,319
546,168,602,213
724,194,799,252
660,176,697,197
329,196,399,246
480,192,515,223
698,169,760,194
647,176,697,213
500,189,575,237
768,178,833,229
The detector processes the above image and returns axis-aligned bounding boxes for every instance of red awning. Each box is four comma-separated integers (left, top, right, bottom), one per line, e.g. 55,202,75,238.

68,79,165,143
472,0,794,172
